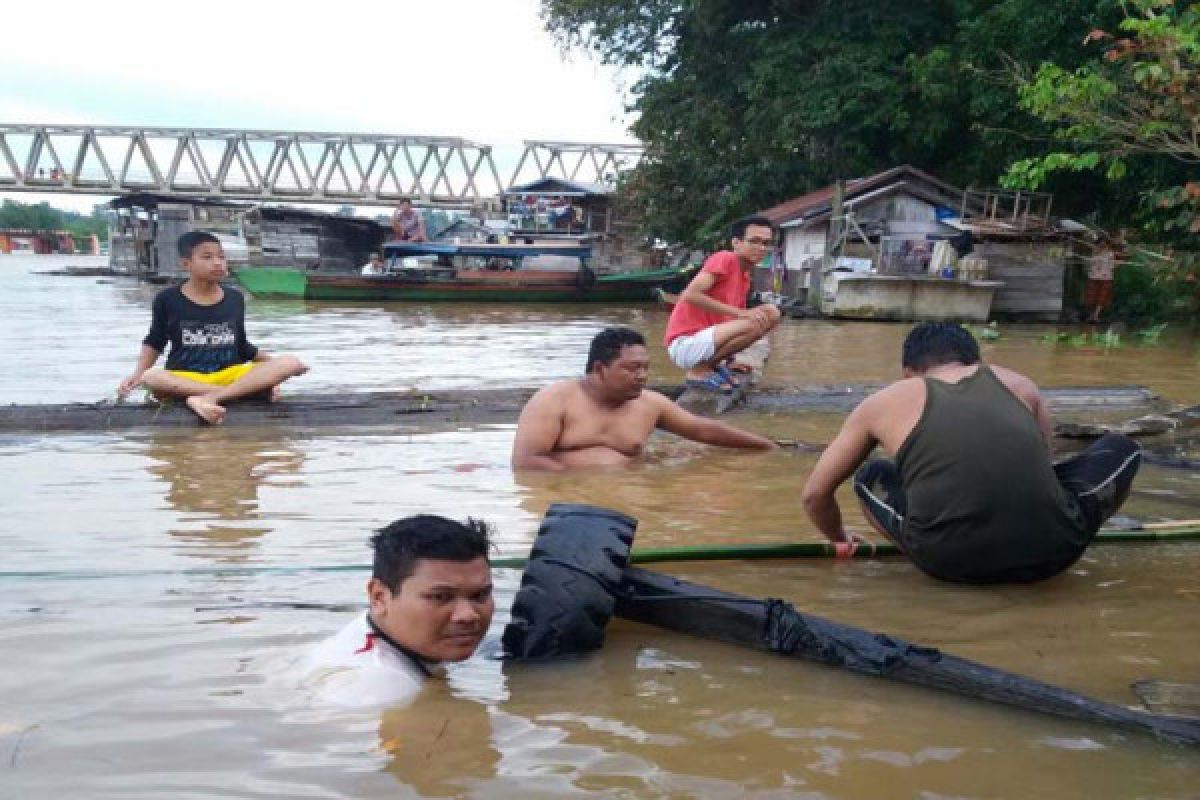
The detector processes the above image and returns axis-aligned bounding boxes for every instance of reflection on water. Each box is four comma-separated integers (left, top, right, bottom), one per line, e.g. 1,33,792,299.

378,674,506,796
140,429,305,562
1,256,1198,797
513,443,817,546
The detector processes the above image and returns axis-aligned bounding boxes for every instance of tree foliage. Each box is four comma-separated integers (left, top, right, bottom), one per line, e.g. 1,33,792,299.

0,199,110,241
541,0,1129,245
1003,0,1199,311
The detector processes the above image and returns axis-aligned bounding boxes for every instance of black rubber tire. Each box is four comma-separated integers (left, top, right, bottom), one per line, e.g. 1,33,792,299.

502,503,638,661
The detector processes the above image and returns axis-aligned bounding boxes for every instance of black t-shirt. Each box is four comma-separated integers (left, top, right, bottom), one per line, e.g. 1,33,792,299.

143,285,258,373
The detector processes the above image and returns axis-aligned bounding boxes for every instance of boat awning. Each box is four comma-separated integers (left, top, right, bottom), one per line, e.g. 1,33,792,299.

383,241,591,258
503,177,612,197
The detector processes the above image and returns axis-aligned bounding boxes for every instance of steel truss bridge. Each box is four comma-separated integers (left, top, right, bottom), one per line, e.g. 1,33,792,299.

0,124,643,207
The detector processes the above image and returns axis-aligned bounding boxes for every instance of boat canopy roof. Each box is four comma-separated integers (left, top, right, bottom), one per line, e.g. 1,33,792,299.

504,177,612,198
383,241,591,258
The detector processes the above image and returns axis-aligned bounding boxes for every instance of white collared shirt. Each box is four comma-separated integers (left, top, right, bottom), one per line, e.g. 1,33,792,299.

300,613,434,708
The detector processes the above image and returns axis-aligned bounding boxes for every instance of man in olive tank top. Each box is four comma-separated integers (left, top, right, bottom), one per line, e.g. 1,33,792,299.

801,322,1140,583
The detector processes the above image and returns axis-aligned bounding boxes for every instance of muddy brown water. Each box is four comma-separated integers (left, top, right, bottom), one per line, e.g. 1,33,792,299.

1,256,1197,797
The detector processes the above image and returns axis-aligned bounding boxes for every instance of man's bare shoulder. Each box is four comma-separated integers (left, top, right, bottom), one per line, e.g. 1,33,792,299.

984,364,1041,398
988,362,1036,388
862,377,924,412
639,388,673,405
524,380,581,410
636,388,680,415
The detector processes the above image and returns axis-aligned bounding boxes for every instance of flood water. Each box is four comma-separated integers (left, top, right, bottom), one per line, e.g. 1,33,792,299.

1,255,1197,798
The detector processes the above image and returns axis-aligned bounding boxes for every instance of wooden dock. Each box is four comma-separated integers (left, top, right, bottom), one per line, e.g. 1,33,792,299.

0,384,1170,434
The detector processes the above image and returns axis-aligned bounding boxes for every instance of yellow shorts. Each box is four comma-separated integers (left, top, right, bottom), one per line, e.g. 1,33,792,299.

167,362,256,387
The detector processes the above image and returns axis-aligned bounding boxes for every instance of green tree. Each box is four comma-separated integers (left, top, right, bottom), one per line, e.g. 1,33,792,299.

542,0,1130,245
1003,0,1198,312
0,198,110,242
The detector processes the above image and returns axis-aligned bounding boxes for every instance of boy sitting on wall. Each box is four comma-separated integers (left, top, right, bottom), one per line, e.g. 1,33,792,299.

117,231,308,424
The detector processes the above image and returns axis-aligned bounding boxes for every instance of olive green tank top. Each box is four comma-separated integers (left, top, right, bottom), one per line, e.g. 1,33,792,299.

895,366,1088,583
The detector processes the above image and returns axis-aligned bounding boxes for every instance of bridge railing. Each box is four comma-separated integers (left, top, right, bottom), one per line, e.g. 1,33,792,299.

0,124,643,206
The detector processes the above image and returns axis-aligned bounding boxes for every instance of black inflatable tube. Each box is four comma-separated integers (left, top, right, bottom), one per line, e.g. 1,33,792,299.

616,567,1200,746
503,503,1200,746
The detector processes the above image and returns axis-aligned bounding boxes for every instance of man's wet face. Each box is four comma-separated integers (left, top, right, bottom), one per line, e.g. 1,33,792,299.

599,344,650,398
369,557,494,663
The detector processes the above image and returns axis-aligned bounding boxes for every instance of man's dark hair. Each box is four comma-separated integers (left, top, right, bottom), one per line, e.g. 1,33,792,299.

586,326,646,373
902,322,981,372
370,515,491,590
177,231,221,259
731,215,775,241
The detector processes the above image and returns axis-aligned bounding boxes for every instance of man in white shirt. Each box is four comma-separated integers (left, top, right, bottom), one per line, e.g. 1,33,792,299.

360,253,386,275
301,515,495,707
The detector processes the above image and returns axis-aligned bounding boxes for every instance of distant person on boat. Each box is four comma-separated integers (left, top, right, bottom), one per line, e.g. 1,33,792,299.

300,514,494,707
361,252,386,275
664,216,782,393
391,199,428,242
512,327,777,470
116,231,309,424
801,322,1141,584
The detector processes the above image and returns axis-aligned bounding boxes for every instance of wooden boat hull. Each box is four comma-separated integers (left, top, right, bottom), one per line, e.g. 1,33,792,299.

233,265,690,302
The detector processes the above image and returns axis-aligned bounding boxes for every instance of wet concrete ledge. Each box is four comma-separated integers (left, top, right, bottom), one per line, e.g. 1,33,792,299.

0,385,1168,434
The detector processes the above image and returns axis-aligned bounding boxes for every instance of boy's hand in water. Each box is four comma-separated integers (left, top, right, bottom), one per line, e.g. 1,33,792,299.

117,373,143,399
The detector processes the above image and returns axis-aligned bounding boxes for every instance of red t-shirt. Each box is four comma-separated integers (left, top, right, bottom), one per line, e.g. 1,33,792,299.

664,250,751,346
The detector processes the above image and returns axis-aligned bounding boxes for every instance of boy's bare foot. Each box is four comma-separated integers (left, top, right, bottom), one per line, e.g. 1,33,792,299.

186,395,227,425
270,385,282,403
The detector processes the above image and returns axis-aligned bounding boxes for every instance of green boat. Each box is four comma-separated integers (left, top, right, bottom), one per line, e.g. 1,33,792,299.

234,241,695,302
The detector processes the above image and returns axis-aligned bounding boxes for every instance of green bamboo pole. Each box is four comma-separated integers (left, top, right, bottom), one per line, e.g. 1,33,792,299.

615,525,1200,566
2,525,1198,581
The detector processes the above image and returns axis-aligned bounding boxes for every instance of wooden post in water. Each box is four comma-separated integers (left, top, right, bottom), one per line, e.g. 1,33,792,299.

810,179,843,313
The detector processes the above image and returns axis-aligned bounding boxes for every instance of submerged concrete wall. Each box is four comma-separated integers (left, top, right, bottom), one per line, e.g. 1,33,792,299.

824,275,1001,322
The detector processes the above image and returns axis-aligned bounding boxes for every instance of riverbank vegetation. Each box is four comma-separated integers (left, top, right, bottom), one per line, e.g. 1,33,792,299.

0,199,109,242
541,0,1198,317
1004,0,1198,315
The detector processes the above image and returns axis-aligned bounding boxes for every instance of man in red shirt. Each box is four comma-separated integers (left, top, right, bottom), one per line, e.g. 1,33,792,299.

664,216,782,392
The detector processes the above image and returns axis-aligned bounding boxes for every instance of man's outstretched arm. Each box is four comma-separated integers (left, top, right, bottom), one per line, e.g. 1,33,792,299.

801,400,878,543
511,388,570,471
655,395,777,450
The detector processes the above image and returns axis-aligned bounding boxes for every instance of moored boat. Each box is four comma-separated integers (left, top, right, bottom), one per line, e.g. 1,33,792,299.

233,240,694,302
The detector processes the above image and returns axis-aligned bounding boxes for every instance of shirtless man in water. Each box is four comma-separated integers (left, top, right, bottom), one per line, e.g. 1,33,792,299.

511,327,776,470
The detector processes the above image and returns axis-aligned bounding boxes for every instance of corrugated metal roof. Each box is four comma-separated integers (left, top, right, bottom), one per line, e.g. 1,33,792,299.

505,177,612,196
758,165,965,227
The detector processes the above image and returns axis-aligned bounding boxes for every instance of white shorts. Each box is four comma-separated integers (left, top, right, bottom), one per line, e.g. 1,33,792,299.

667,327,717,369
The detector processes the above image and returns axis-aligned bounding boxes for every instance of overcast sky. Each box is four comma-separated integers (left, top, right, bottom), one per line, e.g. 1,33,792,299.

1,0,635,211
